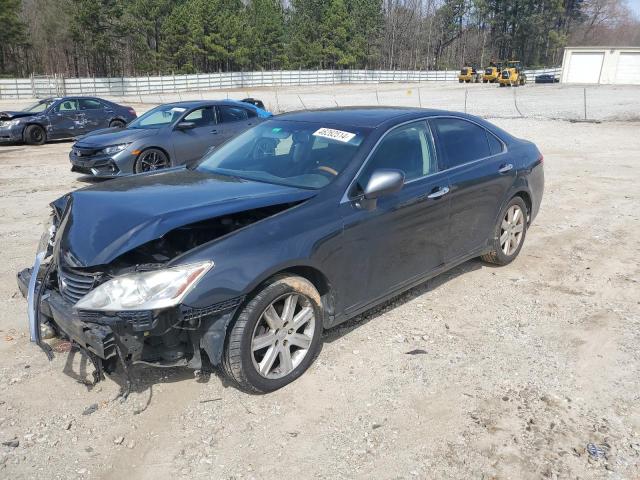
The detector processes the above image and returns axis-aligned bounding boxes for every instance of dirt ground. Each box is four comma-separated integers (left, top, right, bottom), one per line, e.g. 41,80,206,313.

0,87,639,479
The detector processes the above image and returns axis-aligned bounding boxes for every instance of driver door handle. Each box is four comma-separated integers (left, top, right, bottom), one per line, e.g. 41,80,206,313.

499,163,513,173
427,186,450,199
210,129,219,134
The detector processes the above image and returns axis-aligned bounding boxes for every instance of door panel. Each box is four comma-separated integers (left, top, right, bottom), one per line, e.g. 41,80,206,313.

49,99,83,138
337,121,450,313
79,98,109,131
171,107,218,164
339,173,451,312
216,105,257,142
430,117,515,261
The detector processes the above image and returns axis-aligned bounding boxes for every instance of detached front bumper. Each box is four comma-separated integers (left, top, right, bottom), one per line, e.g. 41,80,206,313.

17,266,243,368
18,268,116,359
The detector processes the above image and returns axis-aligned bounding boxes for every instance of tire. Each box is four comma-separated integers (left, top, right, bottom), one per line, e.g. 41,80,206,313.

499,83,505,87
481,196,528,266
109,119,126,128
23,124,46,145
134,148,171,173
222,275,323,393
459,79,463,83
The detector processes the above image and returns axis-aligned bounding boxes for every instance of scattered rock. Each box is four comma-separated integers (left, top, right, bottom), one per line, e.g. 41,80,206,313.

586,443,607,459
393,334,406,343
113,436,124,445
82,404,98,416
2,438,18,448
405,349,427,355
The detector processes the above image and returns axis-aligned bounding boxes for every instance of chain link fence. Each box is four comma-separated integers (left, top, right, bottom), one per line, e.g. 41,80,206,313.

2,68,638,122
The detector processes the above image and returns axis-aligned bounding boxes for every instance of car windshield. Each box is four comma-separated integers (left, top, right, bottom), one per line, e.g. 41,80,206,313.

23,100,54,113
196,120,368,189
128,104,187,129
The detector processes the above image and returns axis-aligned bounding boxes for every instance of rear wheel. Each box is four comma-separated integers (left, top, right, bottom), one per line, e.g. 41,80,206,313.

134,148,171,173
482,197,528,265
109,119,126,128
23,124,46,145
222,275,323,393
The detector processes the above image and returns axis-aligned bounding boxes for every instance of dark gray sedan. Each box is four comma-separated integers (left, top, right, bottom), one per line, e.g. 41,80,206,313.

0,97,137,145
69,99,272,177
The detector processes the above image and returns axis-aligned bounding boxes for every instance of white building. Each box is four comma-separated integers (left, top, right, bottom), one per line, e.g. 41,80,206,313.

560,46,640,84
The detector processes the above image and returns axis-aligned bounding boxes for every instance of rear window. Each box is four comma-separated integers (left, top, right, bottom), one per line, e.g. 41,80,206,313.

219,106,249,122
487,132,504,155
79,99,104,110
431,118,491,168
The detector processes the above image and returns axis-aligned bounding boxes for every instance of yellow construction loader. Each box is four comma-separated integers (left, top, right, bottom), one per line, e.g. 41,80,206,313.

483,62,503,83
458,66,480,83
498,60,527,87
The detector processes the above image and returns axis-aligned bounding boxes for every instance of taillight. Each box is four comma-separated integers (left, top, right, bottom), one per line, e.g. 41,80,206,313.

127,107,137,116
538,154,544,165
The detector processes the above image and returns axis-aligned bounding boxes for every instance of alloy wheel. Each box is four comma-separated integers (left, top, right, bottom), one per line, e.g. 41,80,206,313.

137,150,169,172
500,204,525,255
250,293,316,379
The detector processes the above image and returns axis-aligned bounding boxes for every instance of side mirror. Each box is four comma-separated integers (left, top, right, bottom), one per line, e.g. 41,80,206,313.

358,169,404,210
176,121,196,130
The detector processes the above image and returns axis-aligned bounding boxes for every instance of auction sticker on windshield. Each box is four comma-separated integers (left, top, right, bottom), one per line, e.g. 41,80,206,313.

313,128,356,143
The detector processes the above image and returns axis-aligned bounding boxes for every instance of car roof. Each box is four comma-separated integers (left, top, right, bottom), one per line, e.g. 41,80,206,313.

154,100,261,110
275,107,455,128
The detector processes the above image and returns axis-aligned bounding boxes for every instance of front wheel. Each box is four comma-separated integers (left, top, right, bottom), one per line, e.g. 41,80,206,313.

134,148,171,173
222,275,323,393
23,124,46,145
482,197,528,265
109,119,126,128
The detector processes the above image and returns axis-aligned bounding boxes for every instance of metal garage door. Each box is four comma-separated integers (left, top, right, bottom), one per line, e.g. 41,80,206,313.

566,52,604,83
614,52,640,84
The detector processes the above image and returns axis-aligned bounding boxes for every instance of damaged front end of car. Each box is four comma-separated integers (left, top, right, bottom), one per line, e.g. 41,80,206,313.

17,174,312,393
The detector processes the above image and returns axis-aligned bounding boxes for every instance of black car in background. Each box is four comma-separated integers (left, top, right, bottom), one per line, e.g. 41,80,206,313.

0,97,137,145
19,107,544,393
534,74,560,84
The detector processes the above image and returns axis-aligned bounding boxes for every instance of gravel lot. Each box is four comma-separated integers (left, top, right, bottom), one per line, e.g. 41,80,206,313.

0,84,639,479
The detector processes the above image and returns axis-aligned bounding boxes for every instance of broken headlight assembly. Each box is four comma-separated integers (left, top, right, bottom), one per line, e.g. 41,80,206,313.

0,119,22,128
101,143,130,155
74,261,213,311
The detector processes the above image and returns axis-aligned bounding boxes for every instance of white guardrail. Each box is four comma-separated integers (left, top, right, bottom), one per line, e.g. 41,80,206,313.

0,68,561,100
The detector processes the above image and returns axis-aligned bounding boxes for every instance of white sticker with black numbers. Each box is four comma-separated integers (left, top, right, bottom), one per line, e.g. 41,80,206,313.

313,127,356,143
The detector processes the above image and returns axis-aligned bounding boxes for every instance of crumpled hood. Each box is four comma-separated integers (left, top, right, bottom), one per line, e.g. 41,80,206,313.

0,111,33,121
74,127,157,146
55,168,315,268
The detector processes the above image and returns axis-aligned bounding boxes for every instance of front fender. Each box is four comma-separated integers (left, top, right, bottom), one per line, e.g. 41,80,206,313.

177,198,341,309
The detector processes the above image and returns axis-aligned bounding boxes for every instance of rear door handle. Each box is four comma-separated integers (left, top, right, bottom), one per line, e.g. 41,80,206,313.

427,186,450,199
210,129,219,134
499,163,513,173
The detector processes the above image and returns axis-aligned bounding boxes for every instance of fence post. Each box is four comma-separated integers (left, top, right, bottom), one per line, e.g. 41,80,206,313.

464,89,468,113
583,88,587,120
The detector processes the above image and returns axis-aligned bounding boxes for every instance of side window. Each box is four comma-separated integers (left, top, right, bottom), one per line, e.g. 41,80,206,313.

79,99,103,110
183,107,216,127
357,121,436,191
487,132,504,155
56,99,79,112
246,109,257,118
219,106,249,123
431,118,491,168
